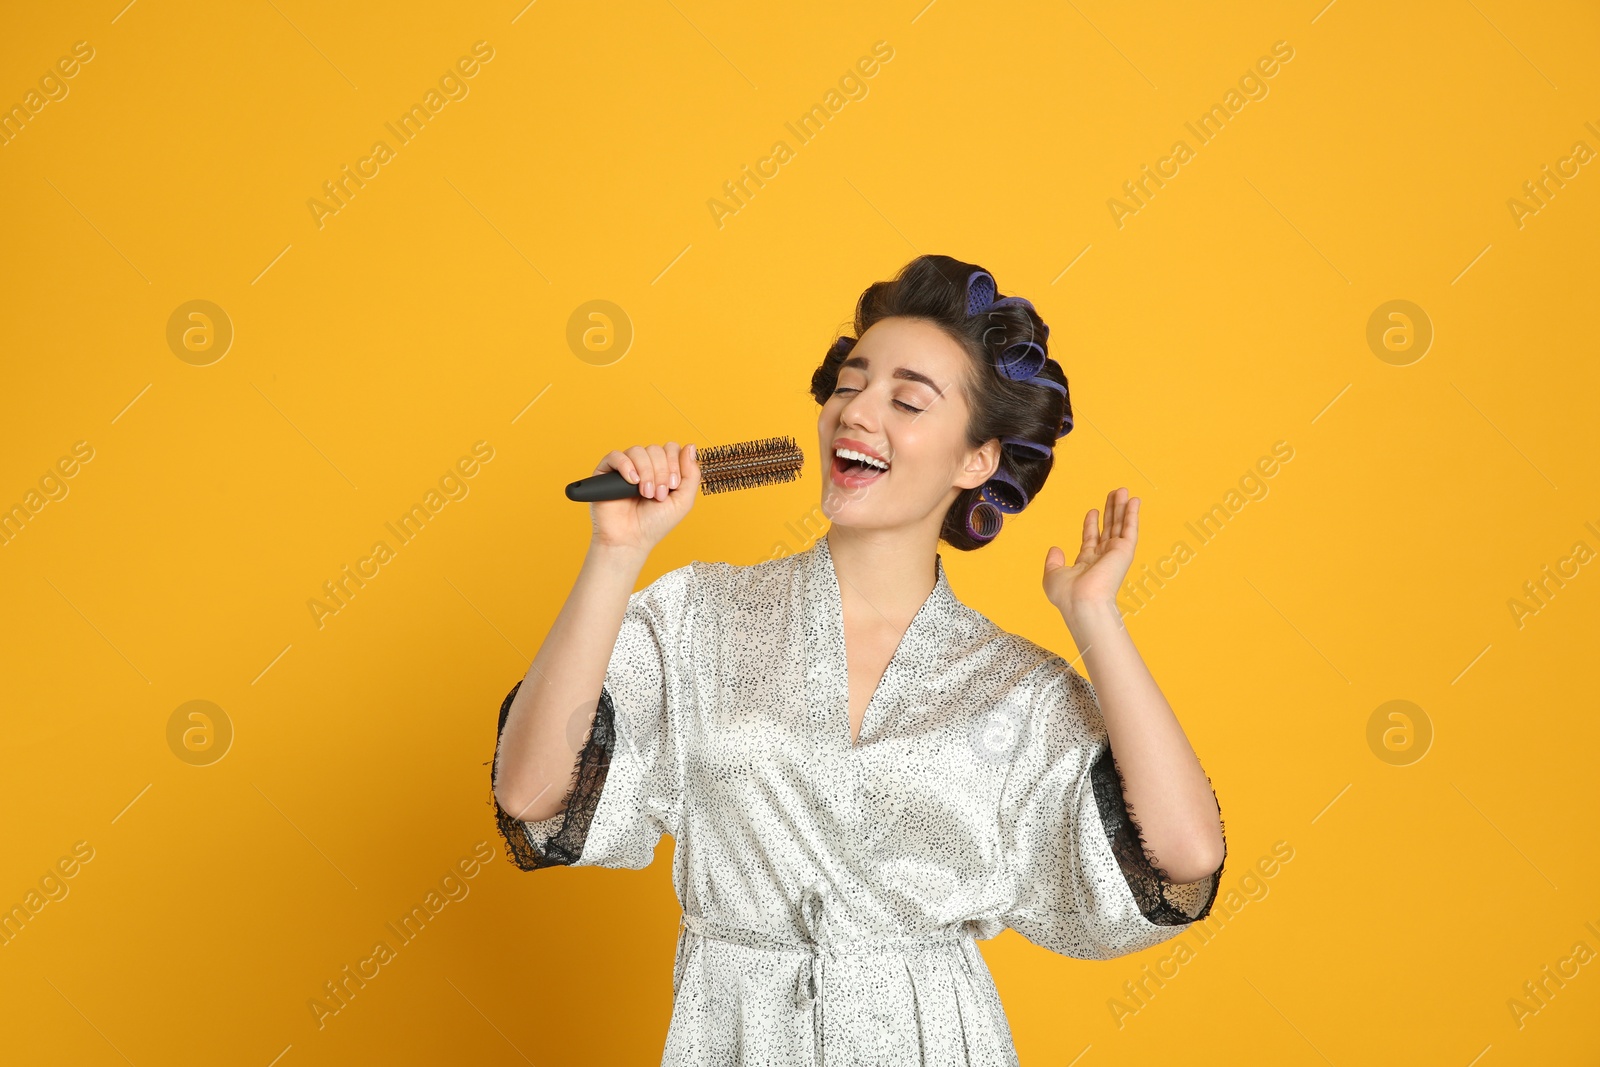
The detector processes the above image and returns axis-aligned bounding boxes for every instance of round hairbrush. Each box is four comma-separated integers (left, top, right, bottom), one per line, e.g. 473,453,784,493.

565,435,806,502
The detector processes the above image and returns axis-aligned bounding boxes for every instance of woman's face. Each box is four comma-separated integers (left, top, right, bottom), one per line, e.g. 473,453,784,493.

817,316,1000,532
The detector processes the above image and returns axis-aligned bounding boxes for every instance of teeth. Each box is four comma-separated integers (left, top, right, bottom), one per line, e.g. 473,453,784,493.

835,447,888,471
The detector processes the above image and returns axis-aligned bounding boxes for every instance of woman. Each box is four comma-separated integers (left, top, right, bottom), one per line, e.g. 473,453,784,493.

491,254,1227,1065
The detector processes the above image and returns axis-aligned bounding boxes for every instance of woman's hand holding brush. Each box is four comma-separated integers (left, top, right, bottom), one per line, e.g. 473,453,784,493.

589,441,702,557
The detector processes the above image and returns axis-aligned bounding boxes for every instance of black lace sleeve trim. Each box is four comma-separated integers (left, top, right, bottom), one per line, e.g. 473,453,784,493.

488,679,617,872
1090,745,1227,925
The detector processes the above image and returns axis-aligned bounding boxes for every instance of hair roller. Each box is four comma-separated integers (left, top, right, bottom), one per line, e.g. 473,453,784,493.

965,496,1003,543
979,468,1031,513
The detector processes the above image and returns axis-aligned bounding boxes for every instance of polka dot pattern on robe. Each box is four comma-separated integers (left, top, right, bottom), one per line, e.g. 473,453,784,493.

491,532,1226,1065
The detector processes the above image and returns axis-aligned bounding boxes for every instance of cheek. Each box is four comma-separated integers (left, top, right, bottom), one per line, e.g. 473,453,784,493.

888,435,936,478
817,403,844,455
897,431,962,484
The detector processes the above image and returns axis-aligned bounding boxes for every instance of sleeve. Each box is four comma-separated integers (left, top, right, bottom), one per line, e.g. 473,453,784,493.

997,657,1226,959
489,563,698,872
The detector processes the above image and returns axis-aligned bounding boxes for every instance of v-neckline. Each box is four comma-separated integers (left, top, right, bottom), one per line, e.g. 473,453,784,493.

812,533,950,751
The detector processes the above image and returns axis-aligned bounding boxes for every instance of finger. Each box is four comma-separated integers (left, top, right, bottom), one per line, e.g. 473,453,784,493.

1082,507,1098,549
600,449,640,484
1109,487,1125,540
664,442,682,490
625,445,654,497
1124,496,1139,543
645,444,669,501
681,442,701,490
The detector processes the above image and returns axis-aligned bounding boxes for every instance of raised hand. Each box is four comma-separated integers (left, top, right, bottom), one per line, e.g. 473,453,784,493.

1042,486,1138,618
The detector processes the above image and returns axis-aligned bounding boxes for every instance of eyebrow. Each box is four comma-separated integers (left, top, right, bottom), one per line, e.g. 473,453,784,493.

840,354,946,396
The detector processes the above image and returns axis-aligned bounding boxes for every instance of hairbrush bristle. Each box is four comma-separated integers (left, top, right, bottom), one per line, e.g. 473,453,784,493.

697,435,805,495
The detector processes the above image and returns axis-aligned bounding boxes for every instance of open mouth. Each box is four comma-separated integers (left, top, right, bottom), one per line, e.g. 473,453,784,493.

831,448,889,486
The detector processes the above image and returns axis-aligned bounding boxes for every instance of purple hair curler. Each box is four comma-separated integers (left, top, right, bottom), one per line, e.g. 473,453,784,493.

1000,434,1052,460
964,496,1003,543
979,467,1030,513
965,271,997,316
995,340,1048,381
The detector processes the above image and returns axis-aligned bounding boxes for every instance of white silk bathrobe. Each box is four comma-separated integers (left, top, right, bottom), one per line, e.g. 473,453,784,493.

491,533,1224,1066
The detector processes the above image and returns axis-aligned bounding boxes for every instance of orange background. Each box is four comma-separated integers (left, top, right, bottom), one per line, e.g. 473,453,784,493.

3,1,1598,1063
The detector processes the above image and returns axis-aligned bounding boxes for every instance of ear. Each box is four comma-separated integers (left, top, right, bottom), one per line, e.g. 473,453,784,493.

954,438,1001,491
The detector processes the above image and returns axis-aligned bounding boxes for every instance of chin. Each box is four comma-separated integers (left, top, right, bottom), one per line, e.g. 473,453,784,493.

820,496,905,531
820,494,864,525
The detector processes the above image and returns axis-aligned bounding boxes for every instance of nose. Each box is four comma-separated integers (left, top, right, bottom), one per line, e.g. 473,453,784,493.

836,385,880,433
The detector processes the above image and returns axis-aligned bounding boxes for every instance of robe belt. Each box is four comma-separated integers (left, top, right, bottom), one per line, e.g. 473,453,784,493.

677,883,980,1066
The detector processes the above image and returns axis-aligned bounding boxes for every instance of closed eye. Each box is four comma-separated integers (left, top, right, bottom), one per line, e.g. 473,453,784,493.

832,386,924,414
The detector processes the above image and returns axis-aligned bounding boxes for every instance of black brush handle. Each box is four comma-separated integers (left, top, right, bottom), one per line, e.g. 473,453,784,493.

565,468,649,502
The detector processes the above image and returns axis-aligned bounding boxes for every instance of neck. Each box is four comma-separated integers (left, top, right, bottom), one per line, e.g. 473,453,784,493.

825,526,940,627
